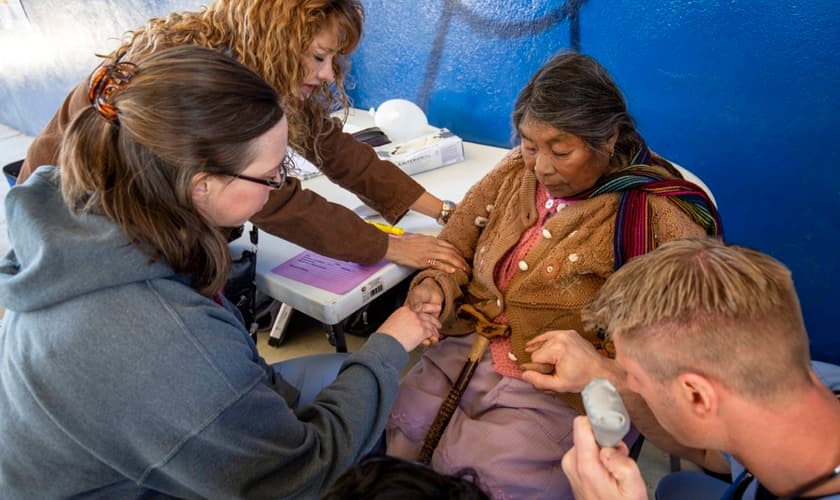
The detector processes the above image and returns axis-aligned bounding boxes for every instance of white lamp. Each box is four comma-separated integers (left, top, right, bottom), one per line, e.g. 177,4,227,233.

373,99,428,143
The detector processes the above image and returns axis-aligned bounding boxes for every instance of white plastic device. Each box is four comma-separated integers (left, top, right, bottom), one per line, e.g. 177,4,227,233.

582,377,631,448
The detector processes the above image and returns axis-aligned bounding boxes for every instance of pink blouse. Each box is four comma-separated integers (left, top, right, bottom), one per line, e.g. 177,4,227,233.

490,185,575,377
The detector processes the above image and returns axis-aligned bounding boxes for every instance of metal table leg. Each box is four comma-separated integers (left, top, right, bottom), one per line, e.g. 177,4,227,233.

266,302,295,347
324,322,348,353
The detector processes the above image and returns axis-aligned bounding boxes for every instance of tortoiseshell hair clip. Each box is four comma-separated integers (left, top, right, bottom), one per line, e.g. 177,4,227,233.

87,54,138,124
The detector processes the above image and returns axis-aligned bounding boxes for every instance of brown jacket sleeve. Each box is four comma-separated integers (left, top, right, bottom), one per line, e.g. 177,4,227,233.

20,81,90,183
250,176,389,264
313,119,426,224
250,119,429,265
250,120,427,264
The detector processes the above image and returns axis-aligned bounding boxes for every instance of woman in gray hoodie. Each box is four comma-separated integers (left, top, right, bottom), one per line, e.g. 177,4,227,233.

0,45,441,499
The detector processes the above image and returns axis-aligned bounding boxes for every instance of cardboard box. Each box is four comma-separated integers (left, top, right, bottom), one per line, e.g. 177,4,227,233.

374,128,465,176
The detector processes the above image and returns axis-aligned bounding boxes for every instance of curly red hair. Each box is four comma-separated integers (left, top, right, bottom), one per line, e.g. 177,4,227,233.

110,0,363,165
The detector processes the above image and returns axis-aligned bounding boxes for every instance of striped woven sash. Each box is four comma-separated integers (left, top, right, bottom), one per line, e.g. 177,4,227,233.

575,146,723,269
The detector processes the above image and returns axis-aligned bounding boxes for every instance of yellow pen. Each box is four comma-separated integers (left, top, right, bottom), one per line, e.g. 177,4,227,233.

366,221,405,236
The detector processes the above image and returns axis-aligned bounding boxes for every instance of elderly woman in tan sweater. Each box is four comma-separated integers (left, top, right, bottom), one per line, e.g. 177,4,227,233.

385,52,723,499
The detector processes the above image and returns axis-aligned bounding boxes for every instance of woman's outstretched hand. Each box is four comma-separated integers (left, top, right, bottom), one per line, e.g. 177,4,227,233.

385,233,468,273
377,305,442,352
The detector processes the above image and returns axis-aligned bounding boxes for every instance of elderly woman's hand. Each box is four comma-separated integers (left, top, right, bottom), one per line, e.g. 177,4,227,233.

384,233,468,273
406,279,445,347
406,278,443,313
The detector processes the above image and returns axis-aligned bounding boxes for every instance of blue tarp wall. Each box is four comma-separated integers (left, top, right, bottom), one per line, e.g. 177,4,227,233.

1,0,837,363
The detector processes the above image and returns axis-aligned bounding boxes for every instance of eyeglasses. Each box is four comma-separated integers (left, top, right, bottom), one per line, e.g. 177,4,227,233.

229,172,285,189
228,155,292,189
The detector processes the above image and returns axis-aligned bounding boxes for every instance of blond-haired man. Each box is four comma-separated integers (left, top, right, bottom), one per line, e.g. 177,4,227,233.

522,238,840,499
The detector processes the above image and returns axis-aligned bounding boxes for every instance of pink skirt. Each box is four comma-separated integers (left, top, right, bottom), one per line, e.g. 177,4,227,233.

386,334,579,500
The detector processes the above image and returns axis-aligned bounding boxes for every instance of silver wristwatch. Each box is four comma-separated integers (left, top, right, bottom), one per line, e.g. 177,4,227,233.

436,200,456,225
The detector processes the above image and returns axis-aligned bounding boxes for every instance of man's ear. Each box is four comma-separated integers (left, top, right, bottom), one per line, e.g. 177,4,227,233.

675,372,718,418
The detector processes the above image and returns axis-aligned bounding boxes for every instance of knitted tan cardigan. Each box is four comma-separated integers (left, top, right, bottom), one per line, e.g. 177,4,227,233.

413,148,707,365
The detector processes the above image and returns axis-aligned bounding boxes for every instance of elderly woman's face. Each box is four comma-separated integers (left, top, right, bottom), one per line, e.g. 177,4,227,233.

519,119,612,198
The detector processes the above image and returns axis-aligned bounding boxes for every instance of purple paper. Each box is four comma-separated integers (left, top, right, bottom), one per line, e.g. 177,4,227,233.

271,250,389,294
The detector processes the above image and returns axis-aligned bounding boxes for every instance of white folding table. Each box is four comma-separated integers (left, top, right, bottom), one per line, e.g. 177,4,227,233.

248,109,509,351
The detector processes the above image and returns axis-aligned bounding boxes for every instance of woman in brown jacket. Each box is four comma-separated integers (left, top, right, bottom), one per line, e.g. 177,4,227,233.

19,0,467,272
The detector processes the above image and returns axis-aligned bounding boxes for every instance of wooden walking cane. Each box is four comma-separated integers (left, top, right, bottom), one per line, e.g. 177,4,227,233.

417,304,509,464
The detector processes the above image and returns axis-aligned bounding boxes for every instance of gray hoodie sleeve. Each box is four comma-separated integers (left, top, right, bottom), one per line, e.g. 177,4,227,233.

138,333,407,499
